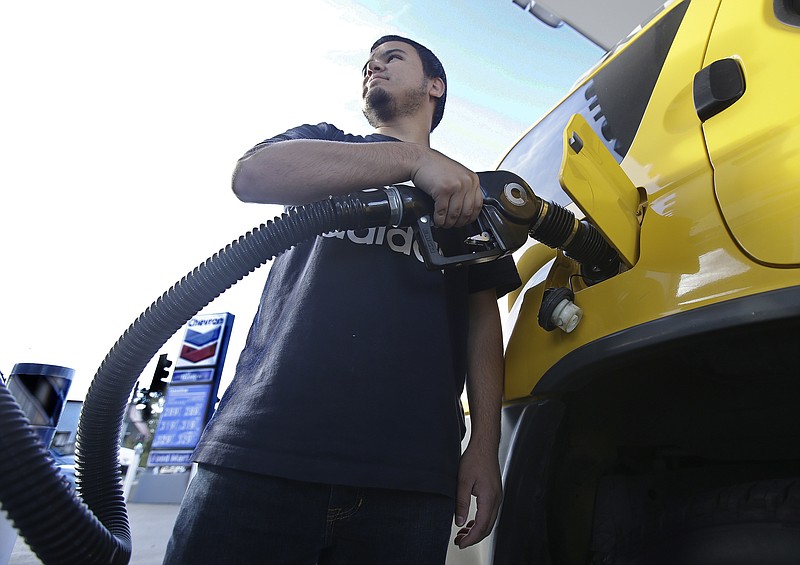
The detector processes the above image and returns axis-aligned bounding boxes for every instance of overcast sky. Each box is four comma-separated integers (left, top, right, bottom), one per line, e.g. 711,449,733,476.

0,0,601,401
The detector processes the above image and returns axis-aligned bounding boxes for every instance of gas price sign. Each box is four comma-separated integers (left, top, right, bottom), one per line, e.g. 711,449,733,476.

151,380,212,449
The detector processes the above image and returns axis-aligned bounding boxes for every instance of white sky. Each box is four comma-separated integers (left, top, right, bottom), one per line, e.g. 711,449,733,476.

0,0,601,401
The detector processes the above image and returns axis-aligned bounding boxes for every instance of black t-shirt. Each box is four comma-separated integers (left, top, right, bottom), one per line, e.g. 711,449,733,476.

193,123,521,497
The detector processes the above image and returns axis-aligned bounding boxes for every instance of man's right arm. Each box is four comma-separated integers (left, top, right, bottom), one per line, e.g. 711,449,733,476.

232,139,482,229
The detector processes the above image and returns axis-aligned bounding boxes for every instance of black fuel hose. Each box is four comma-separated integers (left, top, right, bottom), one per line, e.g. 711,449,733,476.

0,188,406,565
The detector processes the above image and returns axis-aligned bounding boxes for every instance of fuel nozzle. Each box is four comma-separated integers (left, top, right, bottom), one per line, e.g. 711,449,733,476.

381,170,620,282
382,170,542,269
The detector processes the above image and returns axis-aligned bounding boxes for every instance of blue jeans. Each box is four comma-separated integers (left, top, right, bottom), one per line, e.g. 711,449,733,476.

163,463,455,564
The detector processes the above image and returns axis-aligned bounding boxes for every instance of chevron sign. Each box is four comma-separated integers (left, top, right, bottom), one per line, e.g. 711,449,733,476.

149,312,234,467
175,313,234,368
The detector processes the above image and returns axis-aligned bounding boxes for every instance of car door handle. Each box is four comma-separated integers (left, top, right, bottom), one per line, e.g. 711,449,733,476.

693,58,746,122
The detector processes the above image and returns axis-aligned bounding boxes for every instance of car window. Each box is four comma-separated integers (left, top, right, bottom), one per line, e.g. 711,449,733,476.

499,0,689,207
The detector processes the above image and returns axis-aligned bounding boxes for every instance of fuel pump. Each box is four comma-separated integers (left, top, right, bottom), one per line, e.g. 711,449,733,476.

0,170,619,564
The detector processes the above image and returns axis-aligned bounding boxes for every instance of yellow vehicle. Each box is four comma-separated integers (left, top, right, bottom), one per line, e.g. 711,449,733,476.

490,1,800,563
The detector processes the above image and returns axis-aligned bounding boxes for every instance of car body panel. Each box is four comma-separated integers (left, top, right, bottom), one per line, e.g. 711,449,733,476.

702,1,800,266
502,0,800,400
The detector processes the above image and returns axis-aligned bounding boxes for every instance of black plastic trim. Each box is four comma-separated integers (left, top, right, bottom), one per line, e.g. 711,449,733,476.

533,284,800,395
493,399,566,565
775,0,800,27
591,0,690,155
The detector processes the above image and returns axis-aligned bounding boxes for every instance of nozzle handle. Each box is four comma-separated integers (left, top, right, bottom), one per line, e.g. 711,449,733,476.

414,213,507,269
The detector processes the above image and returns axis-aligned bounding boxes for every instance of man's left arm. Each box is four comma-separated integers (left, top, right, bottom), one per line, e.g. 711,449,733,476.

454,288,505,549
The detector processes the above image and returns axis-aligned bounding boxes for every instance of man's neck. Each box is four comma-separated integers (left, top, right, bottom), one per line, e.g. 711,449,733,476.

373,122,431,147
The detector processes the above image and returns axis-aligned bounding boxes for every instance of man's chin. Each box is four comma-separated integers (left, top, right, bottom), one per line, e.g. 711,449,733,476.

363,89,395,126
365,85,389,102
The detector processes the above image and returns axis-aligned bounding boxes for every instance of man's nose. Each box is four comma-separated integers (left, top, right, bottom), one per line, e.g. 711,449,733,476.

366,60,383,75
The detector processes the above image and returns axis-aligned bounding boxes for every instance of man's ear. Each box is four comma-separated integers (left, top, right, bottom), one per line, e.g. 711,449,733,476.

428,76,445,100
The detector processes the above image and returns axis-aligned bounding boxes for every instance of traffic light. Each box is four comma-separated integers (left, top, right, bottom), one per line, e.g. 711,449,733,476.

148,354,172,395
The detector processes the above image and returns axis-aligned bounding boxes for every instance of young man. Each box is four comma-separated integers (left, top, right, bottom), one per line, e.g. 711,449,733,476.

164,36,520,564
